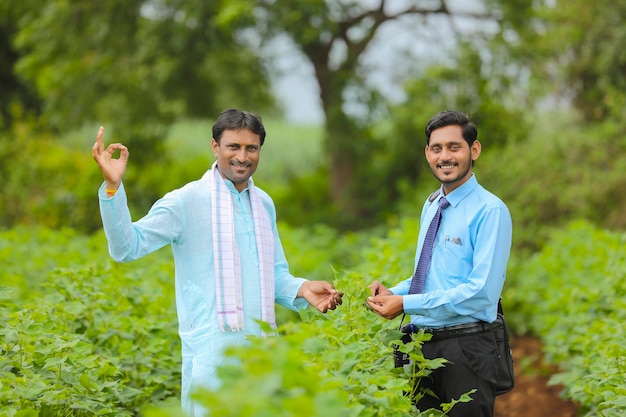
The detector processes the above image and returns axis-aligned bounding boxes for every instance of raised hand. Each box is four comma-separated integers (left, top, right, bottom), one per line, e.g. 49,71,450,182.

91,126,129,190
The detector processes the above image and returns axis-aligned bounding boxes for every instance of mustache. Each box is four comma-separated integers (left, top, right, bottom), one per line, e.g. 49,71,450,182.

231,160,252,167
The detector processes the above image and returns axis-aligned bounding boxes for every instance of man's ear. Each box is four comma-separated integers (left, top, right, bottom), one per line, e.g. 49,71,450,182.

471,140,482,161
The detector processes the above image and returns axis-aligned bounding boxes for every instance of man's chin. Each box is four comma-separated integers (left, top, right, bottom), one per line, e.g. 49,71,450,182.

433,172,457,183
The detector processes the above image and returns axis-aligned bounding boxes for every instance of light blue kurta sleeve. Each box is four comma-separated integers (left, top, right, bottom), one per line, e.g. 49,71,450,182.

98,182,183,261
100,180,308,312
273,229,309,310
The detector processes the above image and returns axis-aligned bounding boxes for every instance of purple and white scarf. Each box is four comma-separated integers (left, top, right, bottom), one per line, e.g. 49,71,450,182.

207,162,275,332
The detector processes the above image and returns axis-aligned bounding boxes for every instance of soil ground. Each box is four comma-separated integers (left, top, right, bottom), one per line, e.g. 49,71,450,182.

494,335,580,417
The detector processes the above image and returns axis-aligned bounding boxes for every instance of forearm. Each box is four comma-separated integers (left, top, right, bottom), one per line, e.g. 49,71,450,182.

98,183,177,262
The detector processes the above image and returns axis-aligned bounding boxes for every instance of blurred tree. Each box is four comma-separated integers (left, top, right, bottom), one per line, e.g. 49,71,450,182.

2,0,275,216
249,0,535,227
353,40,530,225
514,0,626,123
10,0,274,158
0,2,41,129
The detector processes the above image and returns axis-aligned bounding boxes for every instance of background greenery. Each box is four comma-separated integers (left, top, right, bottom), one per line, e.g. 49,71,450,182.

2,0,626,416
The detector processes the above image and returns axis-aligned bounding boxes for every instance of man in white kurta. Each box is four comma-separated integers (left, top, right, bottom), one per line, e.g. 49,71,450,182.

92,108,342,415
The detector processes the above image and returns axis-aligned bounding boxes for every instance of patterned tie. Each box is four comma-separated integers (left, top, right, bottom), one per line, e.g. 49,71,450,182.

409,196,450,294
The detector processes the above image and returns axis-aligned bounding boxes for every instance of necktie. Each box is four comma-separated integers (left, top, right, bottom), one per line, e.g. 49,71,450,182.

409,196,450,294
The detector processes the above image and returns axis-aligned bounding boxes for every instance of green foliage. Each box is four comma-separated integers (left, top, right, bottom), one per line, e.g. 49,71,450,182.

0,226,101,300
11,0,275,127
0,121,105,231
5,218,626,415
476,112,626,252
1,228,180,416
532,1,626,122
2,0,276,214
252,0,528,228
0,116,325,233
504,220,626,416
0,1,41,129
2,215,480,417
183,271,458,417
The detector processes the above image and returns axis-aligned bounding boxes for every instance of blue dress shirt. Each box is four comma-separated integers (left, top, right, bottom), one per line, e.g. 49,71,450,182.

389,174,512,328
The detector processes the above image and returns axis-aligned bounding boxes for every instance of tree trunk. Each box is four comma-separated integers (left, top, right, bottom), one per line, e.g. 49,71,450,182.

322,96,365,222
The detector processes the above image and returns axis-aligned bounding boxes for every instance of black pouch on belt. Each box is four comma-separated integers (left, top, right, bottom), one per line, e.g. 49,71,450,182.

393,319,414,368
494,301,515,395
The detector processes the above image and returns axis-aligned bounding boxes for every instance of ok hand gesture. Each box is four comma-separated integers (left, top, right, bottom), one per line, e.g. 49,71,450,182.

91,126,129,190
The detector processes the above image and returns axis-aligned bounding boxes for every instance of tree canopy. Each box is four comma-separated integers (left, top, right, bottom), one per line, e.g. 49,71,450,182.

4,0,275,164
1,0,625,231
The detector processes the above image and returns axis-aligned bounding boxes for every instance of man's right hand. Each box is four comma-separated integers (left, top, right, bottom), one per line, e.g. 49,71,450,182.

91,126,129,190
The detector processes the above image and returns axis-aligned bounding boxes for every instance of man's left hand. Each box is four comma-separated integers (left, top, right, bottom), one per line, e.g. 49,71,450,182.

365,295,404,320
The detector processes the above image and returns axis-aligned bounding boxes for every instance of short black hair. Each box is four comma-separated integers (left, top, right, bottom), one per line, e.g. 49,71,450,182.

425,110,477,147
212,108,266,146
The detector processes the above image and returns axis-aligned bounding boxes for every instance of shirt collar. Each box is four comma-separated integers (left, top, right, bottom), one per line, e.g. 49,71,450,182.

439,174,478,207
224,177,253,195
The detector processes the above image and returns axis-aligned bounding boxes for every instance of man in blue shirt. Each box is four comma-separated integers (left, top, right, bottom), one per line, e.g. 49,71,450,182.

92,108,343,416
366,110,512,417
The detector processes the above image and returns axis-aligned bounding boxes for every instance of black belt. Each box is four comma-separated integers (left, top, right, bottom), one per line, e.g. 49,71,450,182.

401,320,502,340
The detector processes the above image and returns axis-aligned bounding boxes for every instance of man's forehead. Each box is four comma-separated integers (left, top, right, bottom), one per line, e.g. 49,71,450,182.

429,125,465,145
219,129,261,144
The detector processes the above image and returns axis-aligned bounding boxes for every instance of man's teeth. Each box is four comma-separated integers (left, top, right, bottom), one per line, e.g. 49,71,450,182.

440,164,455,169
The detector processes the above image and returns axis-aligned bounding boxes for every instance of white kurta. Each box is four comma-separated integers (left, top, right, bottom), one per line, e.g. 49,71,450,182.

98,170,308,414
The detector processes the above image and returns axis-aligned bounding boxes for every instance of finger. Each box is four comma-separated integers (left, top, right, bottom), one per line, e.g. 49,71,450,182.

105,143,128,155
365,298,382,314
368,281,381,296
325,296,339,311
92,126,104,158
119,145,130,161
95,126,105,148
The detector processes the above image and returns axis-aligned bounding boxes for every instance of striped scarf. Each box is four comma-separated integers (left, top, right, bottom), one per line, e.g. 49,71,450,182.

207,162,275,332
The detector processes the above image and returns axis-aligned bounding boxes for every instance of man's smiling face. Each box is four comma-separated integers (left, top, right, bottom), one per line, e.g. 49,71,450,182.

425,124,481,194
212,128,261,192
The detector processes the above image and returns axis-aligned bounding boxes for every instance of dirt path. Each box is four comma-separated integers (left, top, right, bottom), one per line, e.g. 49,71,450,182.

494,335,580,417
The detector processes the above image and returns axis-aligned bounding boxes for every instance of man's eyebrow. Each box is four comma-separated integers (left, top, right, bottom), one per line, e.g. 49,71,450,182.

430,140,463,146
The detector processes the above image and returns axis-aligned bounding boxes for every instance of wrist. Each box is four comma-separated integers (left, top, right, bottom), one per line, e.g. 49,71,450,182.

105,181,121,197
297,281,311,298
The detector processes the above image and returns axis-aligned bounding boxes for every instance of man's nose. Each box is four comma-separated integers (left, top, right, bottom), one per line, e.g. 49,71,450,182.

236,148,248,160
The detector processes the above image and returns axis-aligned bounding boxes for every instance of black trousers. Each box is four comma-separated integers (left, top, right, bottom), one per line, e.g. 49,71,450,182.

415,330,498,417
